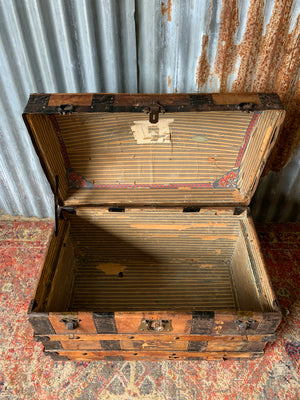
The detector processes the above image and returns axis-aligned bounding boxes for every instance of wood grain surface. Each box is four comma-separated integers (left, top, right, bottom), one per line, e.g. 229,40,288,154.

50,349,264,361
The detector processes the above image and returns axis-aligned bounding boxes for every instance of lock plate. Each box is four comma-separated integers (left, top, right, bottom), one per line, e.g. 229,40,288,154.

138,319,173,332
234,318,258,333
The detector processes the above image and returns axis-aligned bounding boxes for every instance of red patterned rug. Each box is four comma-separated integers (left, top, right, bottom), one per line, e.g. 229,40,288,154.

0,217,299,400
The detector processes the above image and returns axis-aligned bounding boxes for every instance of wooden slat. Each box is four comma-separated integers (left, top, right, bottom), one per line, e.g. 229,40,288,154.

212,94,260,105
48,94,93,106
43,333,275,342
206,340,265,352
64,188,246,206
46,339,265,352
52,349,264,361
119,339,189,351
60,340,101,350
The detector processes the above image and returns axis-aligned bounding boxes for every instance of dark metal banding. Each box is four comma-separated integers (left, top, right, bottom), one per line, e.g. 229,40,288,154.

43,341,63,350
188,341,207,352
257,313,282,334
28,315,55,335
93,312,118,333
191,312,215,334
100,340,121,350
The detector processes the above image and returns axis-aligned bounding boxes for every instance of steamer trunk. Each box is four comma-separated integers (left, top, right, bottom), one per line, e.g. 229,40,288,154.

24,93,284,361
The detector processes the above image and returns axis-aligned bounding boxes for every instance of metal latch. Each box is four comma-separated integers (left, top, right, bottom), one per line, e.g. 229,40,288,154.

143,102,166,124
138,319,173,332
60,316,80,339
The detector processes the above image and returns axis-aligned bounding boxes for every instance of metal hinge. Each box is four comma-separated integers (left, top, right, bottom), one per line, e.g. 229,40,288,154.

54,175,76,236
236,102,254,113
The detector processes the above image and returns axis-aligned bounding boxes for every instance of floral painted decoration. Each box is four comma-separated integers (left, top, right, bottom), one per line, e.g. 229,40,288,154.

213,169,239,188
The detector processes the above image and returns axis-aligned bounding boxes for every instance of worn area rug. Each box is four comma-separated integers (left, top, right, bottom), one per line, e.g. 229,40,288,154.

0,217,299,400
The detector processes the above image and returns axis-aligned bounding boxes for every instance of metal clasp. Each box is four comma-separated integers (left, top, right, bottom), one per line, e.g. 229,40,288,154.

60,316,80,339
143,102,166,124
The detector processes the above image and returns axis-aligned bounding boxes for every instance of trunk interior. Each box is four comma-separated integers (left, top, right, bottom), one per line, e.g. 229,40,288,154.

33,208,276,314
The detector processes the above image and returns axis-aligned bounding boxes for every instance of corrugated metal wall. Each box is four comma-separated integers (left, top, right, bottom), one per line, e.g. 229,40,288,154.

0,0,299,221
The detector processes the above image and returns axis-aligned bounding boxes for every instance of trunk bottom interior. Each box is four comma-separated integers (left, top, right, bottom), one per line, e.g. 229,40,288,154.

37,209,274,313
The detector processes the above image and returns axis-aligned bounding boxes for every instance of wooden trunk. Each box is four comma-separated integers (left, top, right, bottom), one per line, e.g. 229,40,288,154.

23,93,285,361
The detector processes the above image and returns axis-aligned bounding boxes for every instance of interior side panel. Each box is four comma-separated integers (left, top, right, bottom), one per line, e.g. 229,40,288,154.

33,219,68,312
46,223,76,312
230,233,263,312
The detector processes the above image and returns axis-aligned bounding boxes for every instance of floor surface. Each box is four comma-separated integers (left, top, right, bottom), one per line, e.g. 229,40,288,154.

0,217,299,400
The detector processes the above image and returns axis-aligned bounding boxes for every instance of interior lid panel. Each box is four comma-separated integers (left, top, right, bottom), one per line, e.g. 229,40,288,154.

23,93,285,206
